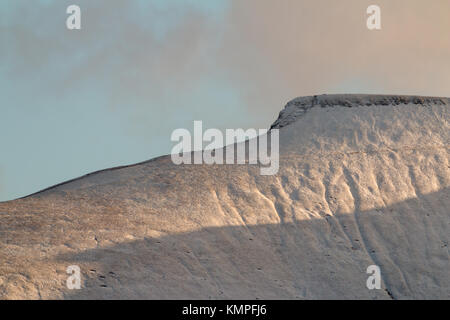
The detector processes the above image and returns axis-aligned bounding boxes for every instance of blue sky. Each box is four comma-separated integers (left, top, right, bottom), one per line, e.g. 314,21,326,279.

0,0,240,200
1,0,449,201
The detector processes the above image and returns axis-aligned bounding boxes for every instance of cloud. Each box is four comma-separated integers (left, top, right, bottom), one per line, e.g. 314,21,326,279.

215,0,450,119
3,0,449,128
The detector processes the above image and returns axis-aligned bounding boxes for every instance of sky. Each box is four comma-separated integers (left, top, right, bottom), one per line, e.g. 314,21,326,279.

0,0,449,201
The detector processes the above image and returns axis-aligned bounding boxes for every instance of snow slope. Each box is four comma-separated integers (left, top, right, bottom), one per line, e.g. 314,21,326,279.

0,94,448,299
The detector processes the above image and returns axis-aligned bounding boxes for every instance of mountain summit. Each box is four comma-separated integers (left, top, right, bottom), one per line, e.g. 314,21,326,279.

0,94,449,299
271,94,449,129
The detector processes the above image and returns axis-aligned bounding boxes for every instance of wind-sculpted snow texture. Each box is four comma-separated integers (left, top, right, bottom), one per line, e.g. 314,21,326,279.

0,95,448,299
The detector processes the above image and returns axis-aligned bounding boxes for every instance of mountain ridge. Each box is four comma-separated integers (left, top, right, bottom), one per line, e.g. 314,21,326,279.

271,94,449,129
0,94,448,299
5,94,449,202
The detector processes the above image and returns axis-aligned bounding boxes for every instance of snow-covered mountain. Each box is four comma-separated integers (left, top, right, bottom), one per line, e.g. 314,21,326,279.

0,94,448,299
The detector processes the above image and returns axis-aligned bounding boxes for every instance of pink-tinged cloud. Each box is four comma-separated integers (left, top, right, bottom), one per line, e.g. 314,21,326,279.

213,0,450,117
